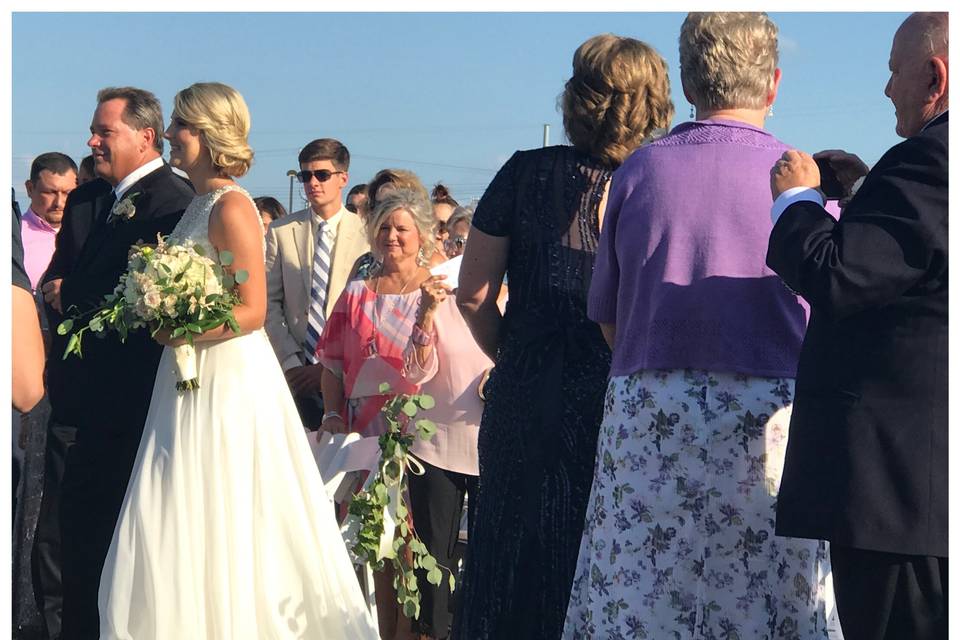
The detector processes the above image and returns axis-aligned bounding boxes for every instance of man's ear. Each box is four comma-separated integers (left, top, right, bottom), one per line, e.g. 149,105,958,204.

140,127,157,153
928,55,948,106
25,179,34,199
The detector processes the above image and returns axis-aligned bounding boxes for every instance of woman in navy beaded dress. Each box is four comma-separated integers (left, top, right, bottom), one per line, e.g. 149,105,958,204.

453,34,674,639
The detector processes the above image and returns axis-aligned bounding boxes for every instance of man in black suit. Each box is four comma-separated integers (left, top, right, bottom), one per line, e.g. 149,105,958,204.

39,86,194,640
766,12,948,640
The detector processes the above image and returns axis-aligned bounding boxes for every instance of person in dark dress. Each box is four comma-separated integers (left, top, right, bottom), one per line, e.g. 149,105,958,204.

12,189,47,639
453,34,674,639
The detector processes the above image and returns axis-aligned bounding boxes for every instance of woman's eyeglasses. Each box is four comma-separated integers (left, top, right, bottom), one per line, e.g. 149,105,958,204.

444,234,468,254
296,169,345,183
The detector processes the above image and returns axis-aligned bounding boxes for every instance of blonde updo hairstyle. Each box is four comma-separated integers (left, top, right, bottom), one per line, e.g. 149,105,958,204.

679,12,779,111
561,34,674,168
172,82,254,178
367,189,437,264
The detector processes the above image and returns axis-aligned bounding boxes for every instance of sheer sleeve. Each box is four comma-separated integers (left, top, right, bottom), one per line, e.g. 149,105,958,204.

473,151,522,237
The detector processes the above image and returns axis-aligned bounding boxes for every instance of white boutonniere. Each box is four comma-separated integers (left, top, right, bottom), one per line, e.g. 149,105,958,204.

110,192,141,223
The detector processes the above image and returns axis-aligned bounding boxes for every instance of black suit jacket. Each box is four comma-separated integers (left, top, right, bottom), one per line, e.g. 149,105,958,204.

766,112,948,557
45,163,194,433
43,177,113,288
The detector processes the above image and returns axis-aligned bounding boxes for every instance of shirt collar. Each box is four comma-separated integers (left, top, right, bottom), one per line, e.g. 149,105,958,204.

313,205,347,233
921,109,949,133
672,117,772,137
114,156,164,200
23,207,58,233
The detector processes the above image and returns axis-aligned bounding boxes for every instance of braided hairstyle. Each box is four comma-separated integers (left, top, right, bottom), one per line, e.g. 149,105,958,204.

561,34,674,168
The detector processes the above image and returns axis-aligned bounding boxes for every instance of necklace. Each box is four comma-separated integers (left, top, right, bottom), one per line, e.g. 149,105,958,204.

362,266,420,360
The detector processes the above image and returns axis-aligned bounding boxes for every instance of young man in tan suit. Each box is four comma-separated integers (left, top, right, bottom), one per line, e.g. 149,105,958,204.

265,138,370,428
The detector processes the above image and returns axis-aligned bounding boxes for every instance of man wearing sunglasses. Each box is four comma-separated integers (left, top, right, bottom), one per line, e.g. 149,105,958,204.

265,138,370,430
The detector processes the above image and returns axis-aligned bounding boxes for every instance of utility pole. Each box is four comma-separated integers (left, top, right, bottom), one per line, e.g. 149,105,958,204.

542,124,550,148
286,169,297,214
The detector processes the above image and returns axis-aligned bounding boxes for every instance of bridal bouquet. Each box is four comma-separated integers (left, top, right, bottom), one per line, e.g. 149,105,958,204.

57,234,247,391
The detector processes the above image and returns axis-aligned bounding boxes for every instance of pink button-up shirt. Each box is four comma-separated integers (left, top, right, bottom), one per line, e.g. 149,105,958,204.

20,208,59,290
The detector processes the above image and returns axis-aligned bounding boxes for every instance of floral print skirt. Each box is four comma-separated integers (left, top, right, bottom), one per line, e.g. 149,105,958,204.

563,369,841,640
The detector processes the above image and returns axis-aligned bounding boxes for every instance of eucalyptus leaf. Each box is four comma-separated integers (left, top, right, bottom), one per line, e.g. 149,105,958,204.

420,555,437,571
234,269,249,285
401,401,418,417
379,382,391,393
57,319,73,335
416,419,437,440
406,573,419,591
64,333,80,359
427,567,443,586
448,573,456,592
384,460,401,483
416,394,436,410
219,250,234,266
402,599,419,619
89,318,104,333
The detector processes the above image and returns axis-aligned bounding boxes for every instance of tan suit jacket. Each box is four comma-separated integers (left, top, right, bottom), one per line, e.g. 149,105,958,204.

265,206,370,370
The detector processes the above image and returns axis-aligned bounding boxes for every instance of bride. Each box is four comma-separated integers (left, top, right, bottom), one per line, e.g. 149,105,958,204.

97,82,380,639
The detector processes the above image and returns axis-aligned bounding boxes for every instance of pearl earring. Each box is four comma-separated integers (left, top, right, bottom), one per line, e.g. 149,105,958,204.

768,105,774,117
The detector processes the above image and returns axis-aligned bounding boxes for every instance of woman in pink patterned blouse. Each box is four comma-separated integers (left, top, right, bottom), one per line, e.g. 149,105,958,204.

316,187,440,640
317,188,439,437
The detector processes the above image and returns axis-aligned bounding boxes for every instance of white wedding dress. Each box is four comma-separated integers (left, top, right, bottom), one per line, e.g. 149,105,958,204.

98,186,379,640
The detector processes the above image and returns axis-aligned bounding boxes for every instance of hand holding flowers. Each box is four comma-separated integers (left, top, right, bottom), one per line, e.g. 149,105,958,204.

57,234,247,391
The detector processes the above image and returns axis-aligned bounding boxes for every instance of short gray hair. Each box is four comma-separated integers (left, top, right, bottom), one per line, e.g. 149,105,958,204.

97,86,165,154
367,188,437,262
679,12,779,111
446,204,475,232
907,12,948,56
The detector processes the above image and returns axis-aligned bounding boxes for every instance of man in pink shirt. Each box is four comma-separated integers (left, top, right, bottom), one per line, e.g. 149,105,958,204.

22,153,77,290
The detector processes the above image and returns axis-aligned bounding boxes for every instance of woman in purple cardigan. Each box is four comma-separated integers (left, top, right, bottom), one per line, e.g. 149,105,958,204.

563,13,839,640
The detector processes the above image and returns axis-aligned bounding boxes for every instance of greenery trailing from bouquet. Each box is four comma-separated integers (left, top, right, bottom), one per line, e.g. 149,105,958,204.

348,383,457,619
57,234,247,391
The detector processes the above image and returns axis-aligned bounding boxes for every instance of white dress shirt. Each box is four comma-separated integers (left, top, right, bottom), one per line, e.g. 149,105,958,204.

114,156,165,200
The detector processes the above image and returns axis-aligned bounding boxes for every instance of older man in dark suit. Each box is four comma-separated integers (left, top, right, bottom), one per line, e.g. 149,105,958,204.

39,86,194,640
766,12,948,640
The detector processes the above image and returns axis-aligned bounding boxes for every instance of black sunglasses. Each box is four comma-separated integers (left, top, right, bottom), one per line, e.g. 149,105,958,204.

296,169,344,184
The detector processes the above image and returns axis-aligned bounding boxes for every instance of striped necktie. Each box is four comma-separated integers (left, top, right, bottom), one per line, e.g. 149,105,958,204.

303,219,332,365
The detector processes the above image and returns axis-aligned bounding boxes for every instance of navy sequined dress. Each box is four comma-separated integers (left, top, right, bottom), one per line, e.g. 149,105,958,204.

453,146,612,639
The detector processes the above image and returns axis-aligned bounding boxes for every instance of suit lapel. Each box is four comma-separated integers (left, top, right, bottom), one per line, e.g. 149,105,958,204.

327,213,362,317
291,211,313,297
74,191,117,269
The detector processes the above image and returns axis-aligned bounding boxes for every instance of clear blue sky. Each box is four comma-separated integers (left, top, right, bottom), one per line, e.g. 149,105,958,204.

12,12,909,212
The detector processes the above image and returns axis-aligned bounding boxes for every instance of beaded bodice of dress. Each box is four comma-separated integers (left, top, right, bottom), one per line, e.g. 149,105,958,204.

167,184,262,257
166,184,267,340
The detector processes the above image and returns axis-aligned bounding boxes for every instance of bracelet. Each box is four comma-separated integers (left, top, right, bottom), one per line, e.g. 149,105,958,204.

321,411,343,424
411,323,434,346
